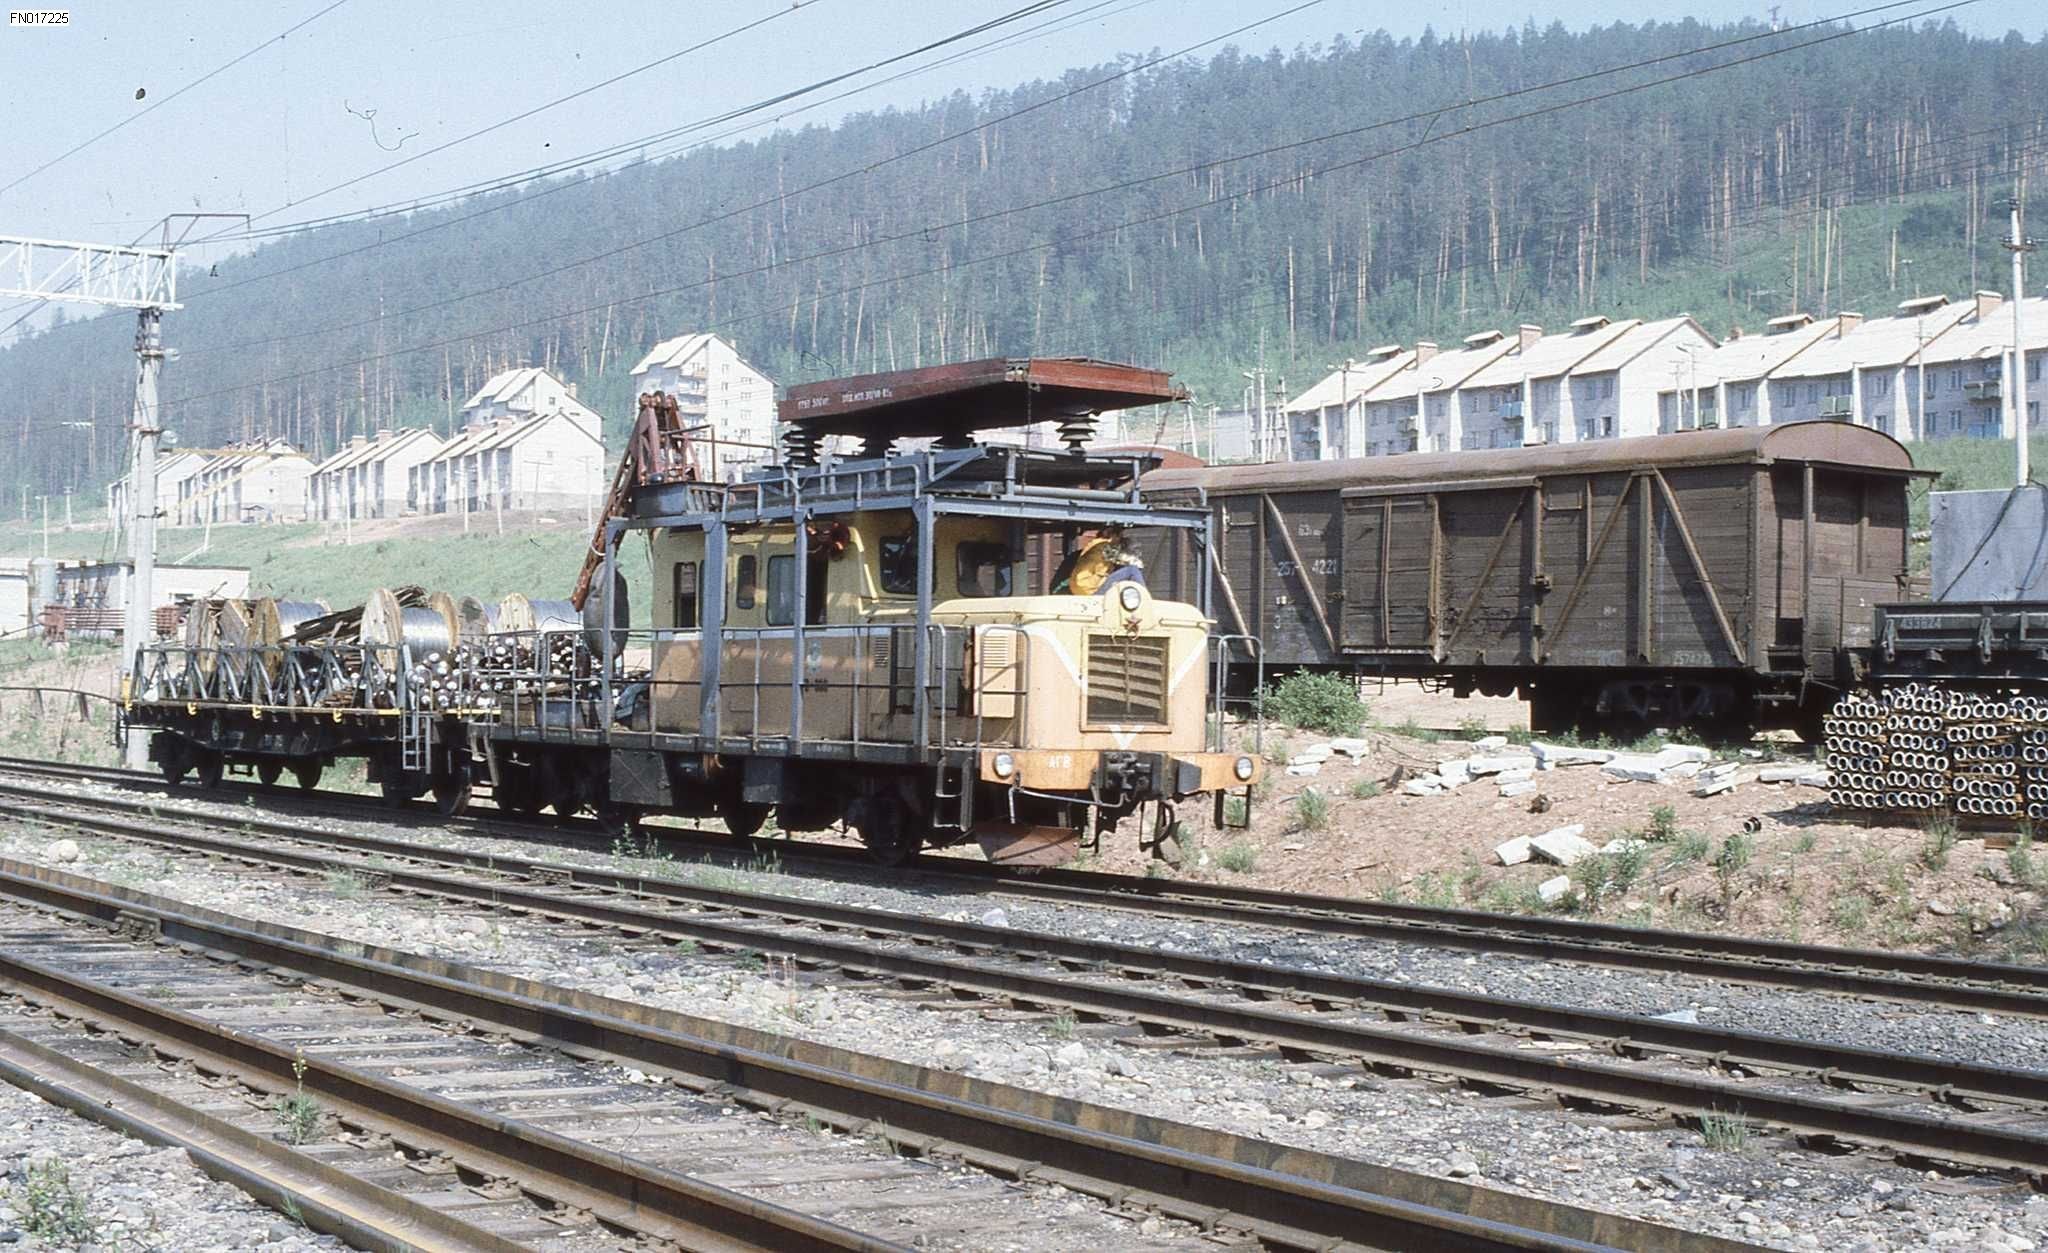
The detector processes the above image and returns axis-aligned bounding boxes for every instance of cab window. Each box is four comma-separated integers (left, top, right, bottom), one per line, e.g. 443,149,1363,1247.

734,555,758,609
765,555,795,626
879,535,916,594
671,561,699,629
955,542,1012,597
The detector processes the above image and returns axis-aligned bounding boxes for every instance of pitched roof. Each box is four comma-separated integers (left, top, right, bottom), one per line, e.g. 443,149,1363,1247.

1285,350,1417,411
427,411,602,465
1924,296,2048,362
1566,315,1707,375
1776,300,1975,377
631,332,712,377
313,427,441,476
1365,338,1518,403
460,366,546,411
1462,319,1639,388
1658,316,1843,389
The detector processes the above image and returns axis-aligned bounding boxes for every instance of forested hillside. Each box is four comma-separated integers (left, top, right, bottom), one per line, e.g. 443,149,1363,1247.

5,14,2047,500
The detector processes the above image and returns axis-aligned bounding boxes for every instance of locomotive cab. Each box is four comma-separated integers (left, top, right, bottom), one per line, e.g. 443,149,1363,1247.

639,501,1254,865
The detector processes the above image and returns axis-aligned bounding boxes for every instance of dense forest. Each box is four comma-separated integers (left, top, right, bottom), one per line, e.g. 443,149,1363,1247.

4,14,2047,502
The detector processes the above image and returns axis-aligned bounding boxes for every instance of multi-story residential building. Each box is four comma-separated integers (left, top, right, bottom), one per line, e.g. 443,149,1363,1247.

1284,344,1414,459
1757,295,1979,437
414,367,606,515
1356,333,1519,455
307,427,444,522
1453,318,1636,449
174,440,314,527
629,333,776,478
1914,294,2048,439
1654,312,1843,432
1551,315,1718,442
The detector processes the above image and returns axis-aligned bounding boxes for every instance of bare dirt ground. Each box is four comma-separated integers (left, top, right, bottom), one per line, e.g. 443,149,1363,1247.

1080,683,2048,963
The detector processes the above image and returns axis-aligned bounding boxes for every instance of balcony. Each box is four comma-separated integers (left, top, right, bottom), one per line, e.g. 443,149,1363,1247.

1500,398,1525,418
1819,395,1854,419
1965,379,2004,402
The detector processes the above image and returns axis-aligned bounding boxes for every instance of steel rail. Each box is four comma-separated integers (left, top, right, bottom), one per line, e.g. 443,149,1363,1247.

0,918,893,1253
0,858,1707,1253
4,784,2042,1116
0,1025,531,1253
11,753,2048,1019
8,794,2048,1182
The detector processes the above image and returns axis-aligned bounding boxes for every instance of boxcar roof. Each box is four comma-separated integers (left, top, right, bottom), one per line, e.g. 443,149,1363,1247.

1141,422,1916,495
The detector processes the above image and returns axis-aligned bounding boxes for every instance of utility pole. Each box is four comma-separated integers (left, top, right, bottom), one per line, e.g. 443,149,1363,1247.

0,227,216,767
2005,190,2036,487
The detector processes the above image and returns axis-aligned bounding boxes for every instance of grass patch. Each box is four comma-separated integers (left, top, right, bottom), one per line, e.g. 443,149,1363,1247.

1293,788,1329,833
1647,805,1679,842
1348,776,1382,799
1261,671,1369,736
1712,834,1754,902
1046,1008,1078,1040
1216,839,1258,874
1666,832,1711,869
1221,795,1248,826
2009,830,2043,885
8,1160,98,1246
1698,1109,1751,1153
322,868,371,899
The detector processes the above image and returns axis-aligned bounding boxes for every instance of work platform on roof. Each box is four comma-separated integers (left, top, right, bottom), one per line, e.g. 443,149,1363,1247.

779,357,1185,453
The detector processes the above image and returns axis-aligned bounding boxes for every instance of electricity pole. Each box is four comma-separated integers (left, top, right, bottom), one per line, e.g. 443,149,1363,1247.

2004,190,2036,487
0,233,186,766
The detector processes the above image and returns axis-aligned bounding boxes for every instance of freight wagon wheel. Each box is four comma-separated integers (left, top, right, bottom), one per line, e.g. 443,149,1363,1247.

851,795,926,867
257,761,283,787
591,800,641,839
293,760,323,791
193,750,224,791
379,768,428,806
497,768,545,816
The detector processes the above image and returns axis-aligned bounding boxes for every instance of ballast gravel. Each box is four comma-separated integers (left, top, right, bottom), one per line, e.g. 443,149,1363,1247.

6,782,2048,1250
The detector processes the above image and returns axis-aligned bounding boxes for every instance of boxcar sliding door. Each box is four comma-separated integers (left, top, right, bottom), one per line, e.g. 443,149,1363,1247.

1339,492,1434,652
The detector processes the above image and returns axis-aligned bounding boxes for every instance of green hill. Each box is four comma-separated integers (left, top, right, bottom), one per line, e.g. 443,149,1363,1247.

1,16,2044,504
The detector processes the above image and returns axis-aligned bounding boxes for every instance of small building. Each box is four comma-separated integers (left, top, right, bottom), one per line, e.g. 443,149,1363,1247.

307,427,444,522
174,440,314,527
1758,296,1977,438
629,334,777,478
0,556,249,640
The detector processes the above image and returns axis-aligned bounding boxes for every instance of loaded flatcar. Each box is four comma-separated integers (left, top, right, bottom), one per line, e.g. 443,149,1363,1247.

1139,424,1924,738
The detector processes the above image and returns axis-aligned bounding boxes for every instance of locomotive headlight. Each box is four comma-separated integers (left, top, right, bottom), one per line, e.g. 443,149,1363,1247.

1233,755,1255,781
1118,583,1143,612
992,751,1016,779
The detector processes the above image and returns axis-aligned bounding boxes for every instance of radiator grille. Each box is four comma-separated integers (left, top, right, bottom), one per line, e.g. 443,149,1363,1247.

1086,634,1170,724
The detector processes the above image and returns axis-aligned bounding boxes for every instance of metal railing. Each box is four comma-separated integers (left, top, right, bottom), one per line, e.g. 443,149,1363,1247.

135,642,409,711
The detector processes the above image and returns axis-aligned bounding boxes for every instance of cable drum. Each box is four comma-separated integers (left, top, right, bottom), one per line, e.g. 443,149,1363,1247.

182,599,222,680
399,607,455,656
498,593,581,636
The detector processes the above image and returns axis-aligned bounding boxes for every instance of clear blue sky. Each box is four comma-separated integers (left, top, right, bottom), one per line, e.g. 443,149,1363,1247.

0,0,2040,255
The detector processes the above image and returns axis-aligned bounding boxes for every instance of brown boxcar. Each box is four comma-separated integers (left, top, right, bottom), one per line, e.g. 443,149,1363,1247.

1138,424,1921,735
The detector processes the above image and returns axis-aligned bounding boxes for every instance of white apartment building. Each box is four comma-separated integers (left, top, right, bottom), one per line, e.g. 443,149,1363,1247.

307,426,445,522
175,440,314,527
629,333,777,479
1285,345,1416,460
1654,313,1844,432
107,450,205,533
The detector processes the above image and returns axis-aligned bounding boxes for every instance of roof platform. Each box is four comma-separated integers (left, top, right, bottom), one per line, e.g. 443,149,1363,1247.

780,357,1185,457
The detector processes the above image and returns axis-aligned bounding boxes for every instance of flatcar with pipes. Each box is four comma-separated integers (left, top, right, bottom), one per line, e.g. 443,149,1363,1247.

122,358,1263,866
1136,423,1924,738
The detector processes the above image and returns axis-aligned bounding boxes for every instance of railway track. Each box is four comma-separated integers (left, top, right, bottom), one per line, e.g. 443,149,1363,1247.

0,856,1729,1253
9,776,2048,1187
7,752,2048,1022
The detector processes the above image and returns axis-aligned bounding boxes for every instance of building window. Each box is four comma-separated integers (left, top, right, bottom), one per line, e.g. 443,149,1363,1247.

2032,358,2043,382
1805,383,1818,403
734,555,758,609
2033,401,2041,427
1871,375,1890,397
1600,376,1615,399
1949,369,1963,391
1950,409,1963,433
671,561,699,629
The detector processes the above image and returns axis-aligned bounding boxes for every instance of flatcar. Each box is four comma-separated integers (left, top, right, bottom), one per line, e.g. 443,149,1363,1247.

1138,424,1924,737
123,358,1262,866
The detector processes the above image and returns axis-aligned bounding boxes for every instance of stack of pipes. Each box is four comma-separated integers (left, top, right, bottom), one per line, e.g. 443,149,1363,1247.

1824,685,2048,823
